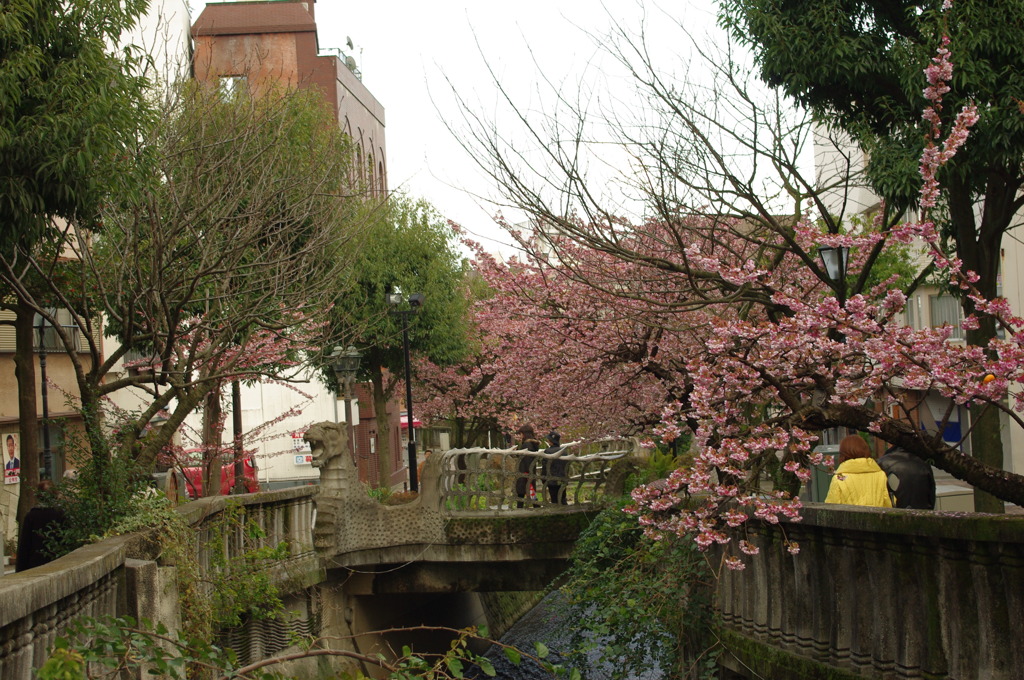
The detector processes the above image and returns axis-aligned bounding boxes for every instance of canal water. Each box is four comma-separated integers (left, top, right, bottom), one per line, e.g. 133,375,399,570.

472,591,664,680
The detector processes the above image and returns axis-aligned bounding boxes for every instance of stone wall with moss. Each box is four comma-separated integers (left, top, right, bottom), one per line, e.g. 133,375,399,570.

716,504,1024,680
478,590,548,640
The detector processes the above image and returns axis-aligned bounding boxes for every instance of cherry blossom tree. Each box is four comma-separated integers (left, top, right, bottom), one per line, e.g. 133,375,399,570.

449,5,1024,566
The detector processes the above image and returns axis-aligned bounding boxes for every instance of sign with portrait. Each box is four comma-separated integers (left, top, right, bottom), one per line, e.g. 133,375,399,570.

3,432,20,484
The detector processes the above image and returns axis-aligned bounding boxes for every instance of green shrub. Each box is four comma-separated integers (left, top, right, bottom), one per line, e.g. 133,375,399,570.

367,485,393,503
560,498,718,679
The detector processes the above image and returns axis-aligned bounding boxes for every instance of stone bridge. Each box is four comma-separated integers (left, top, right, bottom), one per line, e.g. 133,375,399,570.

5,422,1024,679
304,422,636,593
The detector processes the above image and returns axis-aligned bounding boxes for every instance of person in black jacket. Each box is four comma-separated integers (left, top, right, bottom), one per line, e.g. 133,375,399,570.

543,431,569,504
16,480,67,572
878,446,936,509
514,424,540,508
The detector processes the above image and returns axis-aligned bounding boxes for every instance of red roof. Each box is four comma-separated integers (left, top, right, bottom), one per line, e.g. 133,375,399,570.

192,2,316,37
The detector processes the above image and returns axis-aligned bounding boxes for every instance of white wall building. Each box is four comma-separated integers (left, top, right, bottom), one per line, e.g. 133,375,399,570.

814,126,1022,478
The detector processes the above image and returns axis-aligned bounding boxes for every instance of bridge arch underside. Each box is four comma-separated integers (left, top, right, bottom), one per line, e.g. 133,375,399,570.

328,545,574,594
319,545,571,673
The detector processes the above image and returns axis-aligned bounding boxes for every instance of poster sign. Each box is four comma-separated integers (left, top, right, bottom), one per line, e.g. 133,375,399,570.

291,430,311,453
3,432,20,484
294,454,313,465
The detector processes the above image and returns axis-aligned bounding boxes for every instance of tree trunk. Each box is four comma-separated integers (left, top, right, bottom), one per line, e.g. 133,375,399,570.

453,418,467,449
949,175,1008,513
13,301,39,524
202,386,224,497
133,385,207,473
77,381,113,496
370,364,392,487
232,380,246,494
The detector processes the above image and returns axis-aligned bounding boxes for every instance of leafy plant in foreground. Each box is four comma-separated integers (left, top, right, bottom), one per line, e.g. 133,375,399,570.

37,617,578,680
561,498,718,679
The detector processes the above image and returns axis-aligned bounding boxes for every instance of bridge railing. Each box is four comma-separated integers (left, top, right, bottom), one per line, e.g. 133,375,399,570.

434,438,634,514
0,487,320,678
716,504,1024,680
178,485,320,587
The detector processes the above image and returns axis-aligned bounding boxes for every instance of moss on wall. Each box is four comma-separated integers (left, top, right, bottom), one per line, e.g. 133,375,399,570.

478,590,547,640
445,511,595,546
719,629,876,680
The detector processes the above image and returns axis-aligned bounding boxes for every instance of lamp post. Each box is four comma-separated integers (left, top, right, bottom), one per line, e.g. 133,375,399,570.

817,245,850,445
330,345,363,462
35,314,52,479
818,245,850,303
387,289,424,492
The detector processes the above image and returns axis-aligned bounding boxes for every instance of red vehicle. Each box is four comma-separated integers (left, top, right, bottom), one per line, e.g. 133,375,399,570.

181,456,259,499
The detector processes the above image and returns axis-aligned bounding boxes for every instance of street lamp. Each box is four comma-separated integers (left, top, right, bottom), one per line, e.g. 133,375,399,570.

817,245,850,446
35,314,52,479
818,246,850,290
330,345,363,460
387,289,423,492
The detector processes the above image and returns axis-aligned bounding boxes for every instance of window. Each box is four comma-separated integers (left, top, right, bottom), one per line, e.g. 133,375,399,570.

218,75,248,98
905,294,918,329
33,309,83,352
929,295,964,340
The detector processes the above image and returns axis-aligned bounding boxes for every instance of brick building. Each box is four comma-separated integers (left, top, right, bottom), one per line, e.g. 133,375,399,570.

189,0,406,489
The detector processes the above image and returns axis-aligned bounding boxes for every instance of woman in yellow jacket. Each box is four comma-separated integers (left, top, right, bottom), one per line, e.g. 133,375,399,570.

824,435,893,507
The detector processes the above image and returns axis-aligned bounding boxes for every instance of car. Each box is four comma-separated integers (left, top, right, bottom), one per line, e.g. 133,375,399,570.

181,455,259,499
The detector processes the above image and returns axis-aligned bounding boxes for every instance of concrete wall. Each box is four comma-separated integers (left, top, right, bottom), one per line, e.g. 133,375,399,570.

0,535,179,680
0,487,320,678
717,504,1024,680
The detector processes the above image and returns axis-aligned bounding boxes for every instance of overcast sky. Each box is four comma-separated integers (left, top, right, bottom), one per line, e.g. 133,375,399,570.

187,1,727,255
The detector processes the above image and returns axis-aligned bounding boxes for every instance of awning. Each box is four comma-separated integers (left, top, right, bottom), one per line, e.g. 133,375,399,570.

400,414,422,429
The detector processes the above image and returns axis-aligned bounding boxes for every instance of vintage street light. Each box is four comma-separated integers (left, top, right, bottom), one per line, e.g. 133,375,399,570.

818,246,850,291
330,345,363,461
817,245,851,446
387,289,424,492
35,314,52,478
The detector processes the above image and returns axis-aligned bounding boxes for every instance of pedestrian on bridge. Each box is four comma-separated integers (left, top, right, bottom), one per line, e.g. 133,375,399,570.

878,446,936,509
514,424,540,508
824,435,893,508
544,431,569,504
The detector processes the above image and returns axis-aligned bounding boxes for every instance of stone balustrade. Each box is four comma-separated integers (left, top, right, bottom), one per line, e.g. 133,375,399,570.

717,504,1024,680
0,486,319,679
434,438,635,514
179,486,321,590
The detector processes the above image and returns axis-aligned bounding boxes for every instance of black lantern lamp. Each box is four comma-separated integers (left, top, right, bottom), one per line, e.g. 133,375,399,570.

818,245,850,285
329,345,363,459
387,289,424,492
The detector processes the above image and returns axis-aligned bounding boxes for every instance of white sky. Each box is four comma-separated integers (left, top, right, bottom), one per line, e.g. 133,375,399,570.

187,1,729,255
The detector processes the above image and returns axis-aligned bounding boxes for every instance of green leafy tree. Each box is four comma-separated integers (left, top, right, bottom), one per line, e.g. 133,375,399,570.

321,197,470,486
0,0,150,251
0,0,153,519
718,0,1024,511
2,83,368,505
